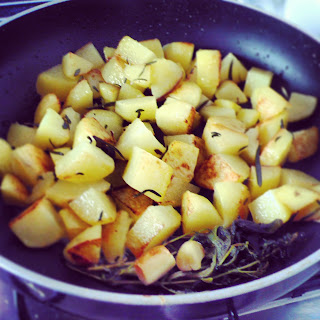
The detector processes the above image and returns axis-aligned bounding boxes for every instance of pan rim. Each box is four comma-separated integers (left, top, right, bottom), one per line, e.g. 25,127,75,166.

0,0,320,307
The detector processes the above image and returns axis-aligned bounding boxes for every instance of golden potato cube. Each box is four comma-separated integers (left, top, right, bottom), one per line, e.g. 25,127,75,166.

248,165,281,200
251,87,289,121
75,42,105,69
59,208,89,240
202,118,249,155
102,210,132,263
1,173,29,207
240,127,259,165
249,189,292,224
117,83,145,100
140,38,164,58
163,42,194,71
294,200,320,222
103,46,115,61
215,80,248,104
115,35,156,65
34,93,61,124
258,111,289,146
115,96,157,122
126,205,181,257
243,67,273,97
288,92,318,123
123,146,173,202
55,142,115,183
168,81,201,107
101,56,127,86
196,49,221,99
111,186,153,222
124,64,151,88
9,198,65,248
156,100,196,135
162,140,199,182
60,107,81,146
220,53,248,83
150,58,184,100
260,128,293,166
214,99,242,113
36,64,78,101
288,126,319,163
206,116,246,133
237,108,260,129
83,69,105,99
194,154,249,190
11,144,53,186
69,187,117,225
134,245,175,285
176,240,205,272
34,109,70,150
65,79,93,114
63,224,101,266
280,168,320,188
99,82,120,102
214,181,250,226
7,123,36,147
62,52,93,79
181,191,222,234
116,118,165,160
0,138,12,177
274,184,319,213
200,105,236,120
46,179,110,207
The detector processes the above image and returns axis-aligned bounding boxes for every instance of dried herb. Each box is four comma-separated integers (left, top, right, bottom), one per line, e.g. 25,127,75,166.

92,86,99,93
280,119,285,129
76,172,84,175
228,60,234,80
211,132,221,138
49,139,57,149
22,122,39,128
51,151,65,156
255,145,262,187
93,135,125,160
133,189,162,198
87,136,93,144
154,149,163,156
238,145,248,152
62,115,71,130
37,175,44,180
275,136,281,142
98,211,103,221
74,68,81,77
135,109,144,118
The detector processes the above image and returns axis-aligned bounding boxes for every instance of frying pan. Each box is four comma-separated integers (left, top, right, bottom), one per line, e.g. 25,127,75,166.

0,0,320,319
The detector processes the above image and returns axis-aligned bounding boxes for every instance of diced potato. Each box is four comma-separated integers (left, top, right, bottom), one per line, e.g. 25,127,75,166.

103,46,115,61
214,181,250,226
134,245,175,285
288,92,318,122
243,67,273,97
280,168,320,188
115,96,157,122
162,140,199,182
126,205,181,257
116,118,165,160
55,142,115,183
249,189,292,224
240,127,259,165
214,99,242,113
46,179,110,207
181,191,222,234
156,100,196,135
248,165,281,199
163,42,194,71
115,35,156,65
260,128,293,166
9,198,65,248
220,53,248,83
60,107,81,147
215,80,248,104
258,111,289,146
34,93,61,124
274,184,319,213
194,154,249,190
200,105,236,120
101,56,127,86
196,49,221,99
102,210,132,263
168,81,202,107
69,187,117,225
124,63,151,88
205,116,246,133
0,138,12,177
140,38,164,58
83,69,105,99
176,240,205,271
111,186,153,222
73,117,115,148
11,144,53,186
62,52,93,79
150,58,184,100
202,117,248,155
288,126,319,163
59,207,89,240
237,108,260,129
122,147,173,202
99,82,120,102
63,224,101,266
64,79,93,114
1,173,29,207
117,83,145,100
251,87,289,121
36,64,78,101
34,109,70,150
75,42,105,69
7,123,36,147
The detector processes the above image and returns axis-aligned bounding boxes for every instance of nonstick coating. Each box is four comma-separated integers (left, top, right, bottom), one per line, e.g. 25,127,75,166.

0,0,320,318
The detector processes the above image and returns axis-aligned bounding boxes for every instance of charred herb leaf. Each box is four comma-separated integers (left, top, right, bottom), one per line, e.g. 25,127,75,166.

255,145,262,187
93,135,125,160
133,189,162,198
211,132,221,138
